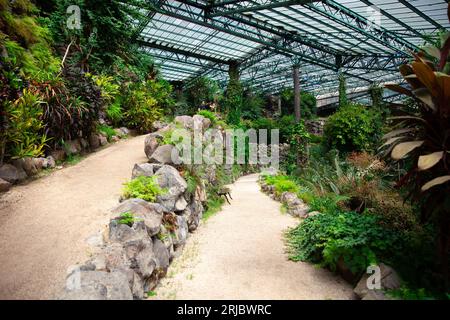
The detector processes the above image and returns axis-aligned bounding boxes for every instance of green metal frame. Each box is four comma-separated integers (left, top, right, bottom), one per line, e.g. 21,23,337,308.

131,0,448,97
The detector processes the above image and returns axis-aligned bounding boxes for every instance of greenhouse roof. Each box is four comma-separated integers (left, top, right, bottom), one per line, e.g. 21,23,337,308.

135,0,450,99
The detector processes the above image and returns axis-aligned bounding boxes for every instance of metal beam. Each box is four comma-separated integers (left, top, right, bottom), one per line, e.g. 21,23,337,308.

398,0,445,30
147,1,337,69
208,0,318,17
137,39,230,65
305,0,417,53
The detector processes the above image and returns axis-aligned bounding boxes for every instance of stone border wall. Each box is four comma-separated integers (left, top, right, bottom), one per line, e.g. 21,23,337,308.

61,115,247,300
258,174,401,300
0,127,130,193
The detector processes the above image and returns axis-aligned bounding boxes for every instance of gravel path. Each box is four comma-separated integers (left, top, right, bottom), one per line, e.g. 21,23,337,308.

0,135,147,300
151,174,354,300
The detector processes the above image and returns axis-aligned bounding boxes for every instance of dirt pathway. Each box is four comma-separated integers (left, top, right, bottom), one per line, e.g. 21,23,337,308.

152,174,354,300
0,135,147,300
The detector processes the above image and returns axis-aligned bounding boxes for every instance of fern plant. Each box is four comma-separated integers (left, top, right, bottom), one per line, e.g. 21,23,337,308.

122,176,166,202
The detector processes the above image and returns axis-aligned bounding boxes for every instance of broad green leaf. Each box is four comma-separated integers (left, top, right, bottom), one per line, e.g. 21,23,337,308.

418,151,444,171
421,175,450,191
391,140,424,160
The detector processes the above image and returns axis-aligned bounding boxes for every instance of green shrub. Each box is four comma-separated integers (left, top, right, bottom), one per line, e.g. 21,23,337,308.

97,124,116,141
184,77,220,113
117,212,141,227
242,90,264,120
283,121,310,174
196,110,217,125
123,82,162,133
122,176,166,202
105,101,123,125
323,103,382,152
275,115,296,143
4,89,49,159
286,209,397,275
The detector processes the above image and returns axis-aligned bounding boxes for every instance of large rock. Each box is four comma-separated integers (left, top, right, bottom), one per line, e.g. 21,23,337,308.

144,133,161,160
43,156,56,169
152,121,167,131
111,199,164,237
153,238,170,273
64,139,82,155
280,192,309,218
149,144,179,165
172,214,188,248
194,183,207,203
131,163,162,179
89,133,100,149
32,157,46,171
183,199,203,232
62,270,133,300
0,178,12,192
91,242,149,299
119,127,130,135
50,149,66,162
192,114,211,131
99,135,108,146
108,219,157,279
0,164,27,183
154,165,187,212
174,115,193,129
158,225,175,260
354,263,401,299
13,158,37,176
175,196,188,212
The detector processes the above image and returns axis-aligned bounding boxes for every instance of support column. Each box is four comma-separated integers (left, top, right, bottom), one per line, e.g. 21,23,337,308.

228,60,240,82
226,60,242,125
293,65,301,123
277,95,282,115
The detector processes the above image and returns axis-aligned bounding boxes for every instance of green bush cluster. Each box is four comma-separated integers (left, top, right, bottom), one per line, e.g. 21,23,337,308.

196,110,218,125
323,103,382,152
287,208,397,276
97,124,116,141
1,0,175,164
122,176,166,202
3,89,49,159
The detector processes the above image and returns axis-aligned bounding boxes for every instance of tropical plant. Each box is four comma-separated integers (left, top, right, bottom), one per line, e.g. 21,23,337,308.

381,12,450,287
4,89,49,159
122,80,163,133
